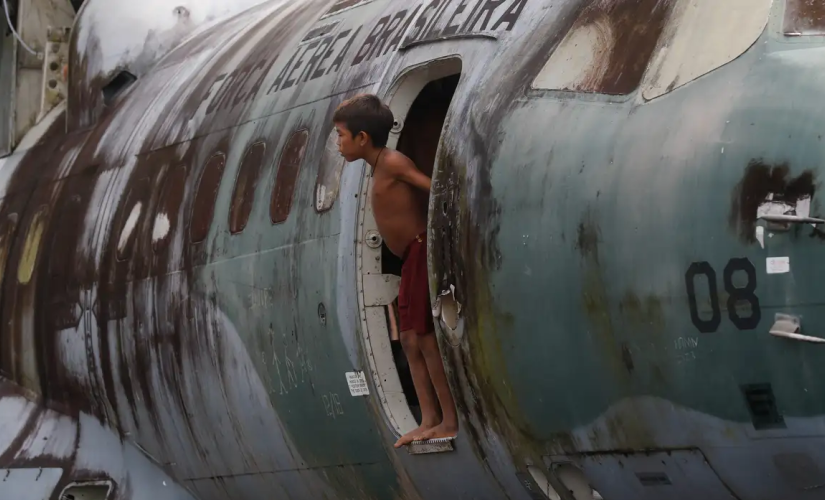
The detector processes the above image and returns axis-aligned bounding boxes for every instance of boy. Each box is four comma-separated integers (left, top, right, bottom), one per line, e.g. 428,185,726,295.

333,94,458,447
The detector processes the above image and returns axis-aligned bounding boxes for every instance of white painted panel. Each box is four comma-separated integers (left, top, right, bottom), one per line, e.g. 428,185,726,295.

0,468,63,500
364,306,404,396
362,274,400,307
384,391,417,434
0,396,37,455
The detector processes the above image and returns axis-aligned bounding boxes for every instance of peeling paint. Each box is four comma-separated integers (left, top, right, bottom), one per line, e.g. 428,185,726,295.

151,213,170,245
118,202,142,254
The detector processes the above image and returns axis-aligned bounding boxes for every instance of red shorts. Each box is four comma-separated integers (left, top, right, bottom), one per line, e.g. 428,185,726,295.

398,233,434,336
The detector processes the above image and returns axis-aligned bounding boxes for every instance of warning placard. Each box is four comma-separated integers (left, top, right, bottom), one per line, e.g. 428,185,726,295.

346,371,370,397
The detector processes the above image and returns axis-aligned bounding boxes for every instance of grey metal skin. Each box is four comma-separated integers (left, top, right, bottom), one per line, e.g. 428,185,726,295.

0,0,822,499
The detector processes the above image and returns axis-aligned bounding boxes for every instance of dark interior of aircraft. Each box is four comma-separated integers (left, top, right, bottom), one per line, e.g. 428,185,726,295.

384,73,460,424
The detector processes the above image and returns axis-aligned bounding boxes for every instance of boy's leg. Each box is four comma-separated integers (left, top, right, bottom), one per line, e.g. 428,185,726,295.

394,329,442,448
418,331,458,440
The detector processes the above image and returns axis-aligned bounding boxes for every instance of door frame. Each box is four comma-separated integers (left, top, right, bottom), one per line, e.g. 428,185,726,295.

354,56,463,437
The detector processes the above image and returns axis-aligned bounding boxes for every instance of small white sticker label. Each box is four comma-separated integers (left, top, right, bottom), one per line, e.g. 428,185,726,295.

766,256,790,274
346,371,370,397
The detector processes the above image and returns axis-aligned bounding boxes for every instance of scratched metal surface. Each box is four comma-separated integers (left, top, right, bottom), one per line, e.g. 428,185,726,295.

0,0,824,499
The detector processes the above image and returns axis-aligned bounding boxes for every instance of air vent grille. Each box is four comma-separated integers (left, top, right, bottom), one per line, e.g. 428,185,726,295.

742,383,786,429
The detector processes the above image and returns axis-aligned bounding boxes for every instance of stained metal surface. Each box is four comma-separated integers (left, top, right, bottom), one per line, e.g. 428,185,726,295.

154,165,188,252
0,0,824,499
559,449,735,500
533,0,675,95
67,0,277,130
785,0,825,35
0,468,63,499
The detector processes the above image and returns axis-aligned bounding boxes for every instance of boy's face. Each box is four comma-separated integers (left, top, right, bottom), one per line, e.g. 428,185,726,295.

335,122,367,162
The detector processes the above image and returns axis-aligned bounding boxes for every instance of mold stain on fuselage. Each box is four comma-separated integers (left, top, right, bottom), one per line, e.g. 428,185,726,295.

728,159,817,243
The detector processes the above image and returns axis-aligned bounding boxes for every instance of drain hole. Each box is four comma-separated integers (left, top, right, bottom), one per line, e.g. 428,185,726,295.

636,471,672,486
742,383,786,429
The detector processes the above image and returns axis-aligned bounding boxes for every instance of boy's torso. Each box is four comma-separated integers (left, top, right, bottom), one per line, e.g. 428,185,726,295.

371,170,428,259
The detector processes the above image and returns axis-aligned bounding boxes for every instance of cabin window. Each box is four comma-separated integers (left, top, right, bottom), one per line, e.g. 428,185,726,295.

153,165,187,252
640,0,772,100
47,195,83,331
190,153,226,243
314,130,346,213
229,142,266,234
271,130,309,224
533,0,773,100
532,0,675,95
49,194,82,287
18,205,48,285
785,0,825,35
117,178,149,262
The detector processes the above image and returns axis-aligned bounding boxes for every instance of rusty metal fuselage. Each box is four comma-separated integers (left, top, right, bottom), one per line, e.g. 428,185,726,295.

1,1,825,499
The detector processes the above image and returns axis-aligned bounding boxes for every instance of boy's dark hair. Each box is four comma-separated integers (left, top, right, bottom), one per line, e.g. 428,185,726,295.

333,94,394,148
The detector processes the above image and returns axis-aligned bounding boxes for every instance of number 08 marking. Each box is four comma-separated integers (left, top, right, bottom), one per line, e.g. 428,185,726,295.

685,258,761,333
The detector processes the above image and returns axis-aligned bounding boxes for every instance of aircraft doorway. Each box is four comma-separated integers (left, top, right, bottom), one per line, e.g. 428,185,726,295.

355,58,461,440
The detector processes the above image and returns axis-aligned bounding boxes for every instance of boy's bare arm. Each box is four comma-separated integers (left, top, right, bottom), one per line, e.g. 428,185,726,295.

386,154,432,192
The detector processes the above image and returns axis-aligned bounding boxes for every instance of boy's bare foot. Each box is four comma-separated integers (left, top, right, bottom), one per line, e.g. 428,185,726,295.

418,422,457,441
394,423,437,448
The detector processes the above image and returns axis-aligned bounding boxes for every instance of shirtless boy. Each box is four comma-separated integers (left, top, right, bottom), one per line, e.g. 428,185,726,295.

333,94,458,447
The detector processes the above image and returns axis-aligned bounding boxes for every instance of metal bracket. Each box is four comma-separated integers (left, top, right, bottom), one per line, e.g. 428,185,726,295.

757,194,824,231
769,313,825,343
39,26,70,120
